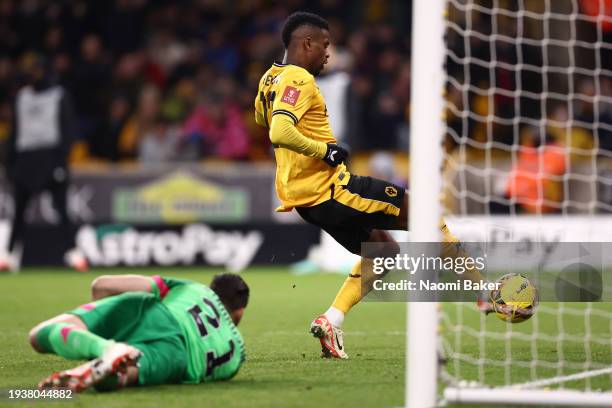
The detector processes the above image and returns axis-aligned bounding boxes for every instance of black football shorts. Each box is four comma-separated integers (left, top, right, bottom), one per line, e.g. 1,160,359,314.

296,174,405,255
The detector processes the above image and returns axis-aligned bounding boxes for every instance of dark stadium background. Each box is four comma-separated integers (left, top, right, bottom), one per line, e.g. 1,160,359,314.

1,2,612,407
0,0,610,267
0,0,413,267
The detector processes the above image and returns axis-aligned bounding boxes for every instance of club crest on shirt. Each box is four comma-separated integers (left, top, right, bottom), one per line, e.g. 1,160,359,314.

281,86,300,106
385,186,398,197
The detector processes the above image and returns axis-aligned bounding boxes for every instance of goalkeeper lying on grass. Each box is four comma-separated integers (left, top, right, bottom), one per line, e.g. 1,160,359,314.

29,274,249,392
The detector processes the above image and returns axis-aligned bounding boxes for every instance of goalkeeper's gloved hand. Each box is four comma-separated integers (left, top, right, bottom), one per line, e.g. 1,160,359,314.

323,143,349,167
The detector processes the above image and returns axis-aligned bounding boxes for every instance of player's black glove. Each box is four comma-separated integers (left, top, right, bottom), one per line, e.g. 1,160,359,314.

323,143,349,167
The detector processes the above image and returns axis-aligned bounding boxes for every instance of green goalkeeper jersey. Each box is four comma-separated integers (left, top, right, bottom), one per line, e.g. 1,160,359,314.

150,276,246,384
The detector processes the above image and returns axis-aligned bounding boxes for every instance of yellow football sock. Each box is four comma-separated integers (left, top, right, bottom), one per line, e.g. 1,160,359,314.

329,221,484,316
331,260,363,314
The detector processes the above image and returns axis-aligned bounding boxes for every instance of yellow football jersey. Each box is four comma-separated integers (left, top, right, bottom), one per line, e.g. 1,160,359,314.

255,62,346,211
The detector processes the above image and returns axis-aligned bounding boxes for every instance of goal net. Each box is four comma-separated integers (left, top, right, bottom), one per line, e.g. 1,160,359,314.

408,0,612,406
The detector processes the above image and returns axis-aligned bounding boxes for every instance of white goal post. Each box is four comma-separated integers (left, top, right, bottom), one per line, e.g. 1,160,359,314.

407,0,612,406
406,0,445,406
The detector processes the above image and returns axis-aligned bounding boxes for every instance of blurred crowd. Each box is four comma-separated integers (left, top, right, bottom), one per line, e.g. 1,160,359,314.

445,0,612,156
2,0,611,214
442,0,612,214
0,0,412,164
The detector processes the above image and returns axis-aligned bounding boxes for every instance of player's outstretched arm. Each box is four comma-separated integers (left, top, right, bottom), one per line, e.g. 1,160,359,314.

269,114,327,158
91,274,152,300
269,114,348,166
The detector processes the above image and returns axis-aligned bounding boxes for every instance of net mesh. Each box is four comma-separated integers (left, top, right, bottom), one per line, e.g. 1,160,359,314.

440,0,612,393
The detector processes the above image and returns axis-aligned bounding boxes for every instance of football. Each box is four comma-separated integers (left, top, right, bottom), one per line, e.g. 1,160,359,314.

490,274,539,323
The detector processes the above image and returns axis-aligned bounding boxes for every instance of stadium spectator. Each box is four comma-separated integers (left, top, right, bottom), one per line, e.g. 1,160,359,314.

202,31,240,75
90,95,131,161
110,52,147,107
599,77,612,154
576,78,612,155
317,45,351,143
502,127,566,214
3,57,87,272
546,103,595,162
118,84,161,159
181,91,250,160
70,34,110,143
138,115,180,163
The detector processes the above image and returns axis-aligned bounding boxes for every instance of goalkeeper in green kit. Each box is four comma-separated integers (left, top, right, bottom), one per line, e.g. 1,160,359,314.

28,273,249,392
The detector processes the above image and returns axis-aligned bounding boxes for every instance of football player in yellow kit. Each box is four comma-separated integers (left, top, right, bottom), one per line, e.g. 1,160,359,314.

255,11,490,359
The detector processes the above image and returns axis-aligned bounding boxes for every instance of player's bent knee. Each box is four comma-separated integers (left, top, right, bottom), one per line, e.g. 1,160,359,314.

362,230,400,258
28,327,43,352
28,322,53,353
28,314,86,353
381,241,400,258
372,230,400,253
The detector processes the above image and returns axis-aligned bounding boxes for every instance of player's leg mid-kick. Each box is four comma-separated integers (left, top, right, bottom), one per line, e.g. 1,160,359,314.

303,179,489,359
252,10,489,360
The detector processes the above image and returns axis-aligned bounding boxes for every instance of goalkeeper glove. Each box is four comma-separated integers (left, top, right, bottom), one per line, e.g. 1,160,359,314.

323,143,349,167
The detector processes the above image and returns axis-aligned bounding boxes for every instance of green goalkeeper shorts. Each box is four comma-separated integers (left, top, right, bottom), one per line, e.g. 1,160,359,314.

68,292,188,386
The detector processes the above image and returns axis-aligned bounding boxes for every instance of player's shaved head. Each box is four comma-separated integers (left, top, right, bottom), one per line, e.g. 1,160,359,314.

282,11,329,48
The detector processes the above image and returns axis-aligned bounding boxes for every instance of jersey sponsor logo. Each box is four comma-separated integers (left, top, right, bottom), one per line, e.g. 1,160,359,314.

281,86,300,106
385,186,398,197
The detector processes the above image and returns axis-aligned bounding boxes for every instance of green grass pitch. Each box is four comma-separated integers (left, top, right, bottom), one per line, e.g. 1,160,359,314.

1,268,610,408
0,267,405,408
